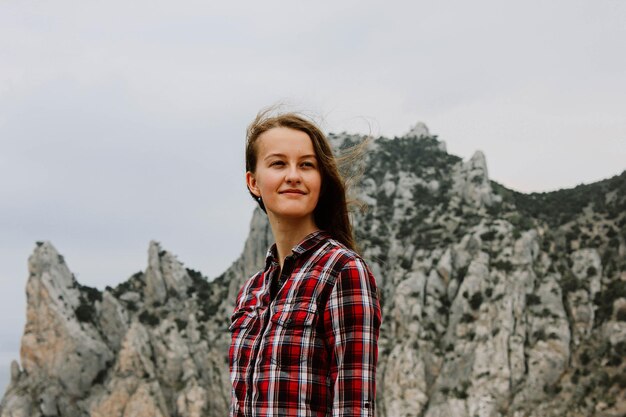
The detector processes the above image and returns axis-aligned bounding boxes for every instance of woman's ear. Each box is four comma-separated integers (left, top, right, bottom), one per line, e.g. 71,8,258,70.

246,171,261,197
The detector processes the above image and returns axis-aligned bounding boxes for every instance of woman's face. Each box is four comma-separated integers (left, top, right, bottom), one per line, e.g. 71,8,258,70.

246,127,322,225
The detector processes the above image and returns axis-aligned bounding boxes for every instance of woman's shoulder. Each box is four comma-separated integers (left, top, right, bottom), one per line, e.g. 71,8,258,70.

320,235,370,272
320,237,379,298
235,269,265,303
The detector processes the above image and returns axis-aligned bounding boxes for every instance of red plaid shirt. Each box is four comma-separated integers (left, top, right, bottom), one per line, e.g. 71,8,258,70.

229,230,381,417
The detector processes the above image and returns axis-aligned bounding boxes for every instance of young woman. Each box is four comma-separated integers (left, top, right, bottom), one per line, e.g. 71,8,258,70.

229,110,381,417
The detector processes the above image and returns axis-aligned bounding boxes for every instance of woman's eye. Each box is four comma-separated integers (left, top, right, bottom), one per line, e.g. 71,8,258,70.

270,161,285,167
301,161,315,168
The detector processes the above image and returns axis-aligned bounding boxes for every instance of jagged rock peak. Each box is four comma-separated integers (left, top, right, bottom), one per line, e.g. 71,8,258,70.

144,240,192,304
28,241,74,288
467,151,490,184
1,242,114,416
402,122,446,152
404,122,430,138
451,150,501,208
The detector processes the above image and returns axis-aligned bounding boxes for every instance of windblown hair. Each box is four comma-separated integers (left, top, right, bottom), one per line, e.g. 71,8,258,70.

245,108,361,252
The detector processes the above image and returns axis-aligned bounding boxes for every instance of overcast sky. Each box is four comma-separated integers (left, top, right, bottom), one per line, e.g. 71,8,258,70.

1,0,625,394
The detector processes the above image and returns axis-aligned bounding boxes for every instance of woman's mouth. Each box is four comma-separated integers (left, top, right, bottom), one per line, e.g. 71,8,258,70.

279,189,306,195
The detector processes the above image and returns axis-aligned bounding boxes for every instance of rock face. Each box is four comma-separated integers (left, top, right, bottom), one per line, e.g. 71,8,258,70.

2,125,626,417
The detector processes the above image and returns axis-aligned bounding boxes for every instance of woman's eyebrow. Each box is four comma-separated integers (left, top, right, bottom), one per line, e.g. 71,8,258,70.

263,153,317,160
264,153,286,161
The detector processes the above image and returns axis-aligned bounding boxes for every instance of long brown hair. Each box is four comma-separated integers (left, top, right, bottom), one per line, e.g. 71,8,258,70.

246,108,359,251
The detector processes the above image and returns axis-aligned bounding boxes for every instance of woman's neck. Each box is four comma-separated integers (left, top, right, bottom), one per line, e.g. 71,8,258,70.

268,215,319,270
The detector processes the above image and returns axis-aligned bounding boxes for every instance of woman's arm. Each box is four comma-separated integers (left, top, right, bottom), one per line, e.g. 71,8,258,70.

324,257,382,416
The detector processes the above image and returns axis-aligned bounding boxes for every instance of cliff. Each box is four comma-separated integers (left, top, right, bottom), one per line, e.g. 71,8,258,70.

2,126,625,417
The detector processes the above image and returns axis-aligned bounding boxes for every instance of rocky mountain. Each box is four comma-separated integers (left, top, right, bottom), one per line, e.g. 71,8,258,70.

2,126,625,417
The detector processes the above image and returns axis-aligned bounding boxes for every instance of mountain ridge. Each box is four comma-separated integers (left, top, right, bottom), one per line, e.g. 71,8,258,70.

2,128,625,417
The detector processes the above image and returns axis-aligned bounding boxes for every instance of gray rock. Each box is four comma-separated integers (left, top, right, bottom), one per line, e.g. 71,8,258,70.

3,125,624,417
404,122,430,138
452,151,500,208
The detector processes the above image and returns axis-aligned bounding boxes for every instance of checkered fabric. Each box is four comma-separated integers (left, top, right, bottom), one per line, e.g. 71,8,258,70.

229,230,381,416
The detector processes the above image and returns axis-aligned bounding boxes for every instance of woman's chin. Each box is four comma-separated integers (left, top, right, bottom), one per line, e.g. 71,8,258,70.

268,209,316,223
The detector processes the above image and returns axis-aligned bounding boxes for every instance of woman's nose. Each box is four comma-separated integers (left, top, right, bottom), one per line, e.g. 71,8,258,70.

285,164,301,183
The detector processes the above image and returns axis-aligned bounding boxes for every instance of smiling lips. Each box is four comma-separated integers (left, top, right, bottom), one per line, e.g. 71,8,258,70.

279,189,306,195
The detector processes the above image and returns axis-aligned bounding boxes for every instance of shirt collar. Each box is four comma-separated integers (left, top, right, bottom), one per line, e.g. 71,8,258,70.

264,230,331,268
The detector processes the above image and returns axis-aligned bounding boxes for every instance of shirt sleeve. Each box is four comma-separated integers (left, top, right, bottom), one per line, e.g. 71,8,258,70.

324,257,382,416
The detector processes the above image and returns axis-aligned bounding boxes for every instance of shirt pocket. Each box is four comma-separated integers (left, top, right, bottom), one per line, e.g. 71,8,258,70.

229,308,256,332
269,301,318,368
229,308,258,369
